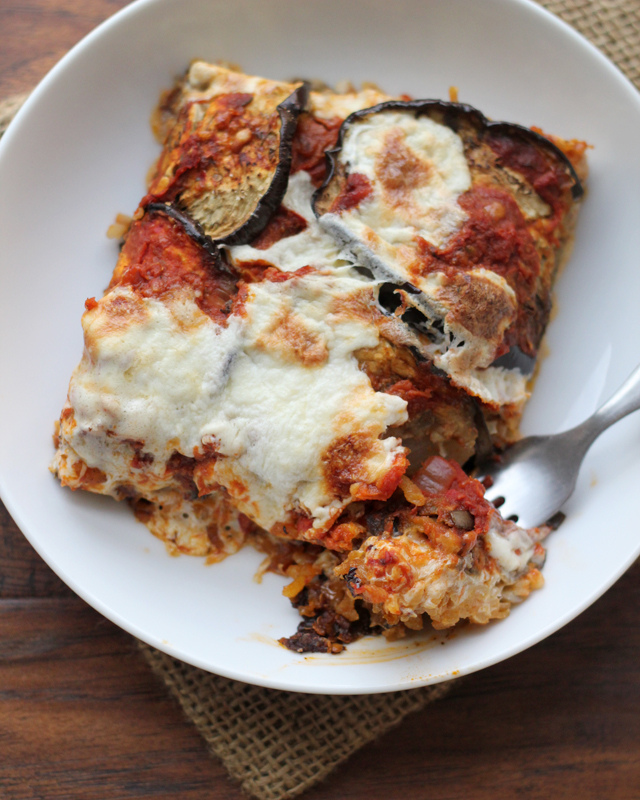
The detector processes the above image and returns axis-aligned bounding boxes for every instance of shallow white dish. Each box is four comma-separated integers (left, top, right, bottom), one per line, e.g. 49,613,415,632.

1,0,639,694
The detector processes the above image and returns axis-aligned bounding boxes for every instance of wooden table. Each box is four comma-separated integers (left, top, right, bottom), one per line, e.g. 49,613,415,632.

1,2,638,797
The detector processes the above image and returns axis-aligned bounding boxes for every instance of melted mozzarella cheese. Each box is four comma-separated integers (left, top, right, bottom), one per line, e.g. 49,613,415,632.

339,111,471,248
228,172,346,272
444,364,527,408
485,517,537,576
206,274,407,529
56,274,407,533
308,88,393,120
185,60,298,103
69,289,242,463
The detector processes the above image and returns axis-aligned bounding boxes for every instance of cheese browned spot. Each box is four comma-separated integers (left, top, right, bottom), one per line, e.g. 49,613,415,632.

437,270,517,351
334,110,471,249
322,431,408,502
254,305,329,367
376,128,436,209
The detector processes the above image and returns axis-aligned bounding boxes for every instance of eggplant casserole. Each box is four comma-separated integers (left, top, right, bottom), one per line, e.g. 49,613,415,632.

51,62,588,653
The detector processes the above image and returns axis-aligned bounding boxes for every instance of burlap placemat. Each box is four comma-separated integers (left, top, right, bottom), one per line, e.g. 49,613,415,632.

544,0,640,87
2,2,638,798
141,645,451,798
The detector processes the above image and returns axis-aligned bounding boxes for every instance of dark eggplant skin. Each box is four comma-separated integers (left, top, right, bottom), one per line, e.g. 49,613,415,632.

489,345,537,375
313,98,583,217
145,202,221,261
220,82,309,246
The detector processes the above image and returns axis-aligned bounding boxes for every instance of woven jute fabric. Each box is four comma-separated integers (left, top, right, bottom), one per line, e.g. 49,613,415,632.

140,645,450,799
1,2,638,799
543,0,640,87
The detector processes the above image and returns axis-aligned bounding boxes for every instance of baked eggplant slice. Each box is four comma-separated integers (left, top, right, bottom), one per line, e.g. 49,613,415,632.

313,100,585,407
143,62,308,245
226,85,398,275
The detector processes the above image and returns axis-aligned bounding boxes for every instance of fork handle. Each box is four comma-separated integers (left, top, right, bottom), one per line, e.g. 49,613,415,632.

573,363,640,446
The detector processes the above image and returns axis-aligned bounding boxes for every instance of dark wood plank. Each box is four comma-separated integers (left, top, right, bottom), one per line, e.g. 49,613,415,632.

0,0,129,99
0,502,72,598
0,596,244,800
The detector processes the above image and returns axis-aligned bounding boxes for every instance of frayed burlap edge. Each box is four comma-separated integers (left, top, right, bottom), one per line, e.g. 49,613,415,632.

2,1,639,799
139,643,452,800
0,92,29,138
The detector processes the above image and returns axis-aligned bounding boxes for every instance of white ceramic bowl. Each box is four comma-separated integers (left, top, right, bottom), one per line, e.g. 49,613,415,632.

1,0,639,694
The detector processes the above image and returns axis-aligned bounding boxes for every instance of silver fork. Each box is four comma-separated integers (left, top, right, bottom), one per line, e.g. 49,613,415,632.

477,364,640,529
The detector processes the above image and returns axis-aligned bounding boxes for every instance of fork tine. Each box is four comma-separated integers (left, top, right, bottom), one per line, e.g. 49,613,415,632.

480,449,574,529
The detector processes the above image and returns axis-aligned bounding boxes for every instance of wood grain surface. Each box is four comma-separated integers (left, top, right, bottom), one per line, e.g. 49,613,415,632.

0,2,638,798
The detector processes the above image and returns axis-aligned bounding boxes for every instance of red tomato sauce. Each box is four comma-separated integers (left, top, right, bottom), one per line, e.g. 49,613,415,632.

290,113,343,186
414,185,547,355
232,262,316,285
250,204,308,250
329,173,373,214
413,455,493,547
383,368,471,422
485,130,573,220
113,212,237,324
